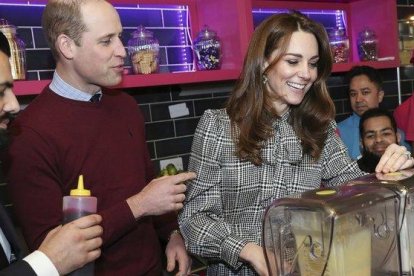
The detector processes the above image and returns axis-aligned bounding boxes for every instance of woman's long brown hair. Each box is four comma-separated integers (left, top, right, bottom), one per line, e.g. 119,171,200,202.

226,11,335,166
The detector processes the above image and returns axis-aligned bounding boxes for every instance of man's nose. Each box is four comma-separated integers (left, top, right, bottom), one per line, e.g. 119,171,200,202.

115,37,126,58
355,93,364,102
374,134,383,143
3,90,20,114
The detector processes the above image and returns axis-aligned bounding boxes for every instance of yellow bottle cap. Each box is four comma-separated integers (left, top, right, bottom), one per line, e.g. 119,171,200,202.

70,175,91,196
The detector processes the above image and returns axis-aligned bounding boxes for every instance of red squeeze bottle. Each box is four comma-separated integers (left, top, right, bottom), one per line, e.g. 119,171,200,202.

63,175,97,276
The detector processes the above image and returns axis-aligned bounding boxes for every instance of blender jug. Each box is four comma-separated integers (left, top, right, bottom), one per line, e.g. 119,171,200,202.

346,169,414,275
262,184,401,276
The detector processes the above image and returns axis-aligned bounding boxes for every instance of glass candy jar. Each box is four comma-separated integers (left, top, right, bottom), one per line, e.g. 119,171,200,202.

358,28,378,61
193,25,221,70
0,19,26,80
127,26,159,75
329,28,349,63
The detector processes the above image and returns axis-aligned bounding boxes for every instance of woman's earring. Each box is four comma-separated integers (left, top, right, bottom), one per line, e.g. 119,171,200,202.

262,74,268,84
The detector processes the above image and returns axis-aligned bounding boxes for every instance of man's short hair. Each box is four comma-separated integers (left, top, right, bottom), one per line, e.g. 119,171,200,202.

0,31,11,57
346,65,383,92
359,107,397,137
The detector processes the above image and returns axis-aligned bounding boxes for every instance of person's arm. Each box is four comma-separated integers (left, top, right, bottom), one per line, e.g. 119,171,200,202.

164,230,192,275
4,126,67,250
0,260,36,276
178,111,250,270
239,243,269,276
22,250,58,276
321,121,366,187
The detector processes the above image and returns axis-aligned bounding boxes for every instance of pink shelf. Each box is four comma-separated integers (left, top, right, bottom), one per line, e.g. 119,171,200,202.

11,0,400,95
332,60,400,73
13,69,241,96
13,0,251,96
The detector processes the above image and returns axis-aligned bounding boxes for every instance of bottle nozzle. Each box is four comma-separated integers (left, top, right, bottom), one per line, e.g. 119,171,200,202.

70,175,91,196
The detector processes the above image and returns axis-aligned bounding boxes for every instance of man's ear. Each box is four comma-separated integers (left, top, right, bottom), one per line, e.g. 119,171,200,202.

56,34,75,60
397,131,401,145
378,89,385,104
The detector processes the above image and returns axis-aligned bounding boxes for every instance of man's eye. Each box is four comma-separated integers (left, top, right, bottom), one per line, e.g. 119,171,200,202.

101,39,111,45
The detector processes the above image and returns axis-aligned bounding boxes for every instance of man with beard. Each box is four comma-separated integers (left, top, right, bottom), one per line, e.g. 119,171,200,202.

337,66,410,160
0,31,103,276
357,108,406,173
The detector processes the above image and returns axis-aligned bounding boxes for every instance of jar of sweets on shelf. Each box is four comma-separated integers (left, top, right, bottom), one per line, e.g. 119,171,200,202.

127,25,159,75
357,28,378,61
329,28,349,63
0,18,26,80
193,25,221,70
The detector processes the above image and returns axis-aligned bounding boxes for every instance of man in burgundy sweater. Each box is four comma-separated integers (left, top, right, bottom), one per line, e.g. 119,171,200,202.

4,0,196,275
0,30,103,276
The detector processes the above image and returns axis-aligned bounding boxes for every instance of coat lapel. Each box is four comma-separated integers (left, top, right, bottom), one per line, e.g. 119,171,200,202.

0,204,26,261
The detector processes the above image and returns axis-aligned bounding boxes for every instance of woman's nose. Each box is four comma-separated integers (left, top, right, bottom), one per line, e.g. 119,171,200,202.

297,63,311,80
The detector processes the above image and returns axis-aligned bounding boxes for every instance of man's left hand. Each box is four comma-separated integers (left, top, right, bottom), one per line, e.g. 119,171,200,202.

165,231,192,276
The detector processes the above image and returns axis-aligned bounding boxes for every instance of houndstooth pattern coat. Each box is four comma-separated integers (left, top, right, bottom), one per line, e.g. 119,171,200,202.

178,109,364,275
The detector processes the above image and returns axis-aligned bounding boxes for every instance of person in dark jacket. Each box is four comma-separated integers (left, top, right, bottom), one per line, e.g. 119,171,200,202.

4,0,195,275
0,30,103,276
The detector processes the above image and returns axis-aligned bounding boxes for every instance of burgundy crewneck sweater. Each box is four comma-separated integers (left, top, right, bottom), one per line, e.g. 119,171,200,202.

4,87,178,275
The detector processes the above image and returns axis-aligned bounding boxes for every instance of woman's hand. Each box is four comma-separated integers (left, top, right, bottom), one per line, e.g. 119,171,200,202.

375,144,414,173
239,243,269,276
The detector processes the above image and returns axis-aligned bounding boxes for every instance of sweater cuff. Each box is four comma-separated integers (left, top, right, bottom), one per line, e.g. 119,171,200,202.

220,234,250,269
99,200,137,246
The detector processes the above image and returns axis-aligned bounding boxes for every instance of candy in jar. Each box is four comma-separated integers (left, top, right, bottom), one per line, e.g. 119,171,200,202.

329,28,349,63
193,25,221,70
357,28,378,61
127,25,159,75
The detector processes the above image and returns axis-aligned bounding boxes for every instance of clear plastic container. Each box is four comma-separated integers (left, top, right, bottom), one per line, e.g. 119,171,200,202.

63,175,97,276
127,25,159,75
358,28,378,61
329,28,349,63
263,185,401,276
193,25,221,70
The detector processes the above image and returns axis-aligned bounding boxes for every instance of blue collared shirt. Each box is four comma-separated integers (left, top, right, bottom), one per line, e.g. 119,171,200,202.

49,71,102,101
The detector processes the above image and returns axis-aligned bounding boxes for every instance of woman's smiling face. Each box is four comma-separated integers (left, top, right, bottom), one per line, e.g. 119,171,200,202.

264,30,319,115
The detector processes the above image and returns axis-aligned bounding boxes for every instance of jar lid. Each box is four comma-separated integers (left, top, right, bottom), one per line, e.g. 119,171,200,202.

131,25,154,39
329,28,346,38
0,18,16,34
197,25,216,39
359,28,376,38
